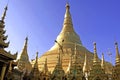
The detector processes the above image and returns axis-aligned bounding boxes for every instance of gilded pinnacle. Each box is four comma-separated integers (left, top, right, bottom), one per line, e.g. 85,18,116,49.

115,42,120,65
66,3,70,10
101,53,105,69
93,42,99,64
50,2,82,50
93,42,97,54
34,52,39,68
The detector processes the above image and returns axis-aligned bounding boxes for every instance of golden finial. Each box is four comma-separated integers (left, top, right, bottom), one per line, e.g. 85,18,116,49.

66,1,70,10
115,42,120,65
34,51,39,68
93,42,96,52
101,53,105,69
93,42,99,63
44,58,48,73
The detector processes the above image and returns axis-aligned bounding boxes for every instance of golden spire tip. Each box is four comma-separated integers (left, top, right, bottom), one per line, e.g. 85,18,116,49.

25,36,28,41
115,42,118,46
66,2,70,9
93,42,96,45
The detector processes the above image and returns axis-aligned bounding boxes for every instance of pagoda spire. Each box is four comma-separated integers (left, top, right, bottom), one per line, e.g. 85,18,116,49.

67,43,84,80
43,58,48,74
83,52,89,74
62,3,73,33
51,50,65,80
112,42,120,80
93,42,99,65
17,37,32,72
101,53,105,70
50,3,82,50
88,43,108,80
1,5,8,23
19,37,29,61
34,52,39,68
115,42,120,65
29,52,40,80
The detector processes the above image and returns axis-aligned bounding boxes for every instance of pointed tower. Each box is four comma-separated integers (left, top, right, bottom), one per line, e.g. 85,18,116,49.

93,42,100,66
101,53,105,70
17,37,32,72
115,42,120,65
67,44,84,80
33,52,39,69
51,49,65,80
50,3,82,50
29,52,41,80
41,58,51,80
43,58,48,74
36,2,112,74
112,42,120,80
88,42,108,80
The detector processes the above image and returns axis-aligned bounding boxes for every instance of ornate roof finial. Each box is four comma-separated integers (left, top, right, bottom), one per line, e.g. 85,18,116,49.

101,53,105,69
66,1,70,10
29,52,40,80
20,37,29,59
1,5,8,23
43,58,48,74
115,42,120,65
93,42,97,54
93,42,99,64
34,52,39,68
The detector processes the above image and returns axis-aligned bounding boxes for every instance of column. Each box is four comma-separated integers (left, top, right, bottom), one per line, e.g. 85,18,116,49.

0,64,7,80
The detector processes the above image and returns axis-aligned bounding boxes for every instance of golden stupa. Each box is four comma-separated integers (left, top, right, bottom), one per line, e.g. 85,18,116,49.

36,3,112,73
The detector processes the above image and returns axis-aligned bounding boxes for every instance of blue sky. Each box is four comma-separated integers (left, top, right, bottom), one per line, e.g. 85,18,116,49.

0,0,120,65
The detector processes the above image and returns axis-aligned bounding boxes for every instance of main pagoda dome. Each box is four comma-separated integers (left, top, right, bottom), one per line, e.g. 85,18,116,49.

36,3,112,73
